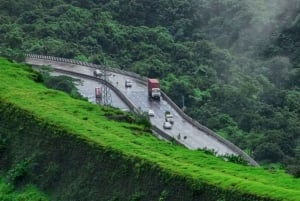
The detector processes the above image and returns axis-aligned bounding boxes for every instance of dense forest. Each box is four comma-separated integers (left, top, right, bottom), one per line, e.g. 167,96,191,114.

1,0,300,174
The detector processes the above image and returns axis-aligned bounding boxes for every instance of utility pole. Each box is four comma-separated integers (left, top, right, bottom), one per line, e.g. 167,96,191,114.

182,95,186,111
101,60,112,107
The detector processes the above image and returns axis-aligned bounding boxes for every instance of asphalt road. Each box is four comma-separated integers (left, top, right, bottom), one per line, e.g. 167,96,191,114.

50,71,129,110
27,58,236,155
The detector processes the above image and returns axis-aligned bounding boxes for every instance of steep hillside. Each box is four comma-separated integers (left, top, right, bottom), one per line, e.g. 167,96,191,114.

1,0,300,172
1,59,300,200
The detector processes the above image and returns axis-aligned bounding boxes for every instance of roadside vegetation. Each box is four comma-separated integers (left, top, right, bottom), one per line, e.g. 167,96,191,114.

0,177,48,201
1,0,300,173
1,57,300,200
39,67,86,100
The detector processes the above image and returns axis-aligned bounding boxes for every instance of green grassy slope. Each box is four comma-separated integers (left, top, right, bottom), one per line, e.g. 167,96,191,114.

0,178,48,201
1,57,300,200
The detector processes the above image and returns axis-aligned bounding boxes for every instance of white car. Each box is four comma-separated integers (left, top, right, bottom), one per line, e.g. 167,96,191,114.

148,109,155,117
165,113,174,124
125,80,132,87
93,69,103,77
163,121,172,129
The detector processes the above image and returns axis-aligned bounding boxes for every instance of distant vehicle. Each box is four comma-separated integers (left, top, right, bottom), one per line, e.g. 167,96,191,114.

165,111,174,124
163,121,172,129
94,69,103,77
95,87,102,99
148,78,161,101
148,109,155,117
125,80,132,87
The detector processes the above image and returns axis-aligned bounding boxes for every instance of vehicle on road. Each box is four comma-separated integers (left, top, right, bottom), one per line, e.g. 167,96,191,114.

93,69,103,77
165,111,174,124
163,121,172,129
95,87,102,99
125,80,132,87
148,109,155,117
148,78,161,101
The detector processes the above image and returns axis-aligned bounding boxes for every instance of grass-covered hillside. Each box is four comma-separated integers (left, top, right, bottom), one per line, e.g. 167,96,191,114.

1,0,300,171
1,59,300,200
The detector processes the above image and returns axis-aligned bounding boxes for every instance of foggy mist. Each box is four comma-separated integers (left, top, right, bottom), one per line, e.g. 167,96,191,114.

233,0,300,52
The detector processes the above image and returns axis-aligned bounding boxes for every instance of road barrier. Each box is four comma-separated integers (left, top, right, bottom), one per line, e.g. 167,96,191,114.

26,54,258,166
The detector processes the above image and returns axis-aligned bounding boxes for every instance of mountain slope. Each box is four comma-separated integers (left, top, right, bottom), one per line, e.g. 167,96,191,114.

1,59,300,200
1,0,300,170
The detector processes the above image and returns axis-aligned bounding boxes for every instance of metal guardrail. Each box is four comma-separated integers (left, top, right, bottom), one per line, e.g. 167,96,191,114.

26,54,258,166
45,68,137,112
30,62,174,145
160,91,258,165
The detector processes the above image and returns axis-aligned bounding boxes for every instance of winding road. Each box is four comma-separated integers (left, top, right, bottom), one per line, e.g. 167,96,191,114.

26,55,258,166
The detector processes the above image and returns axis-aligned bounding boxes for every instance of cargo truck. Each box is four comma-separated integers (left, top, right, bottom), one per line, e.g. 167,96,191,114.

95,87,102,99
148,78,161,101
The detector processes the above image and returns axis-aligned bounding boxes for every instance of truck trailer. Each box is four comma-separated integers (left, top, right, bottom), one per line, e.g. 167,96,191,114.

95,87,102,99
148,78,161,101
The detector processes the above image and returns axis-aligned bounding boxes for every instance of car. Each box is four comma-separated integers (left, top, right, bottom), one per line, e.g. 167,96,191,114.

148,109,155,117
163,121,172,129
125,80,132,87
93,69,103,77
165,113,174,124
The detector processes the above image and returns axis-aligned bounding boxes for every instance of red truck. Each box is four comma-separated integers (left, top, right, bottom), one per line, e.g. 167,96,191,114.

95,87,102,99
148,78,161,101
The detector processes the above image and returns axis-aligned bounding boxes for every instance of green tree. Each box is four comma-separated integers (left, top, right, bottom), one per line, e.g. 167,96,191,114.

253,143,284,163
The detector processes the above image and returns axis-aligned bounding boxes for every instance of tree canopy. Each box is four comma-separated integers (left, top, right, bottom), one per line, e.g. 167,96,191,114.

1,0,300,174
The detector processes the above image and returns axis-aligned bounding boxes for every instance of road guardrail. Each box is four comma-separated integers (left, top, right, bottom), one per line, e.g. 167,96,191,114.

26,54,258,166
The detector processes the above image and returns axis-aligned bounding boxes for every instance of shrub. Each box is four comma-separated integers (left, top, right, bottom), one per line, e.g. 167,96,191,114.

6,159,31,185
